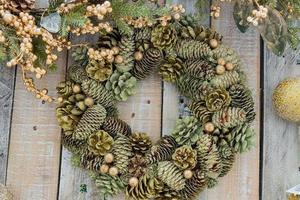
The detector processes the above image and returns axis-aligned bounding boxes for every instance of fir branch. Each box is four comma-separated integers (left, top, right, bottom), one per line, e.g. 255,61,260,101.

0,23,20,62
49,0,64,12
32,36,47,68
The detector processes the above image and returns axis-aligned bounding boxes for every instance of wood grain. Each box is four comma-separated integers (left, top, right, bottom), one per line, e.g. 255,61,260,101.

0,66,15,184
262,48,300,200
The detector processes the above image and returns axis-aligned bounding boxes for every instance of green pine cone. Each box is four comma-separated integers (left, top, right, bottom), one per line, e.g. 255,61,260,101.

145,136,178,164
176,39,213,60
61,133,86,153
134,27,152,41
229,123,255,153
115,35,135,72
156,186,181,200
157,161,185,191
159,56,184,82
86,59,113,82
212,45,241,67
98,29,121,49
73,104,107,140
229,84,255,123
212,107,247,129
68,65,88,83
205,88,231,112
105,71,137,101
185,59,215,80
189,101,213,123
56,81,74,97
88,130,114,156
207,177,218,189
171,116,203,146
94,173,125,197
211,71,241,89
131,48,163,80
101,117,132,137
72,47,88,66
56,101,80,135
81,79,116,108
112,134,133,174
218,144,235,177
80,149,103,171
151,25,177,49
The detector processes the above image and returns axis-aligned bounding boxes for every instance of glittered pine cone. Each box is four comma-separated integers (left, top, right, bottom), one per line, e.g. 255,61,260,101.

212,107,246,129
68,65,89,84
205,88,231,112
88,130,114,155
176,40,213,60
159,56,184,82
56,81,75,98
115,35,135,72
218,144,235,177
62,134,86,153
102,117,132,137
128,154,147,177
56,101,80,135
105,71,137,101
6,0,35,13
98,29,121,49
151,25,177,49
86,59,113,82
172,145,197,170
185,59,215,80
80,149,103,171
130,132,152,154
171,116,203,146
228,123,255,153
211,71,241,89
94,173,125,197
155,186,181,200
189,101,213,123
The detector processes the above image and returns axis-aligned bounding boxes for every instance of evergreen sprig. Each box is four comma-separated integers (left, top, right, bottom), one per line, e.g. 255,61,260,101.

0,23,20,63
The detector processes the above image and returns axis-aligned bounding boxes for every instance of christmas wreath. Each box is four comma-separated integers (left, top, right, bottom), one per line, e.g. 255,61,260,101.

55,4,256,200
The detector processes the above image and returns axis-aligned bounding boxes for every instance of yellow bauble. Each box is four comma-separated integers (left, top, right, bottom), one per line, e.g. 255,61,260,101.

273,77,300,122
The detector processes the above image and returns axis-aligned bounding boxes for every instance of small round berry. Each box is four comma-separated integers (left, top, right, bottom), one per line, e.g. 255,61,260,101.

100,164,109,174
183,170,193,179
72,84,81,93
115,55,124,64
134,51,143,61
129,177,139,187
84,97,94,107
217,58,226,66
216,65,225,75
225,62,234,71
209,39,219,49
204,122,215,133
104,153,114,164
109,167,119,176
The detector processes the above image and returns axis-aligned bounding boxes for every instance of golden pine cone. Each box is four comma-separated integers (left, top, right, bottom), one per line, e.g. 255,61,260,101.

151,25,177,49
205,88,231,112
6,0,35,13
102,117,132,137
128,155,147,177
130,132,152,154
80,149,103,171
159,57,184,82
155,186,181,200
172,145,197,170
86,59,113,82
88,130,114,156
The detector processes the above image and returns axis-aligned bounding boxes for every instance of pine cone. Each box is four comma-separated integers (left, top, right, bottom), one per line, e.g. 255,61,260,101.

56,81,75,98
151,25,177,49
81,79,116,108
176,40,213,60
145,136,178,164
86,59,113,82
68,93,89,116
105,106,119,118
212,45,241,67
135,39,151,53
172,145,197,169
212,107,246,129
131,48,163,79
181,26,223,44
68,65,89,83
157,161,185,191
88,130,114,155
179,169,207,200
72,47,88,66
6,0,35,13
155,186,181,200
171,116,203,146
98,29,121,48
205,88,231,112
128,155,147,177
189,101,213,123
130,132,152,154
105,71,137,101
229,123,255,153
80,150,103,171
159,56,184,82
73,104,107,140
229,84,255,123
134,28,152,41
62,134,86,153
207,178,218,189
197,135,222,178
101,117,132,137
112,134,133,174
115,35,135,72
94,173,125,197
218,144,235,177
126,174,163,200
184,59,215,80
211,71,240,89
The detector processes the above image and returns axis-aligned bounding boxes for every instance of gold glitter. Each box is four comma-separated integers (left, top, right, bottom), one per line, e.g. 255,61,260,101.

273,77,300,122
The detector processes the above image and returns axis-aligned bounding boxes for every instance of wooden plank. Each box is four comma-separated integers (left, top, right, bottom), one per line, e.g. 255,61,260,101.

262,48,300,200
209,3,260,200
0,65,15,184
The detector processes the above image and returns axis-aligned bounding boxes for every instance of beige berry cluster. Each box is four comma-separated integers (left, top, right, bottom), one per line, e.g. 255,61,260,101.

122,16,154,28
86,1,112,20
58,0,88,14
71,20,112,36
216,58,235,75
88,47,121,64
100,153,119,177
247,6,268,26
158,4,185,26
211,5,221,19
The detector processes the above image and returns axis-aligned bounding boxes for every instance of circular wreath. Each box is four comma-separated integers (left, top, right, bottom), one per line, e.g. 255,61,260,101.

56,14,256,200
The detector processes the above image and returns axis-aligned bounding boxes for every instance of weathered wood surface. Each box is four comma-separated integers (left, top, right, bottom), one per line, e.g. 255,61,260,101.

0,66,15,184
262,48,300,200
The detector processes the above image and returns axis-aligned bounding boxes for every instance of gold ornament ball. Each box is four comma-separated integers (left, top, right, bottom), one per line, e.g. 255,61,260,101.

209,39,219,49
204,122,215,133
273,77,300,122
109,167,119,176
217,58,226,66
134,51,143,61
84,97,94,107
104,153,114,164
216,65,225,75
100,164,109,174
225,62,234,71
183,169,193,179
129,177,139,187
115,55,124,64
72,84,81,93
